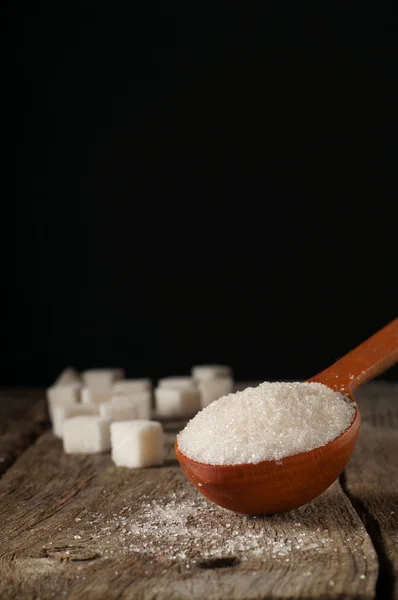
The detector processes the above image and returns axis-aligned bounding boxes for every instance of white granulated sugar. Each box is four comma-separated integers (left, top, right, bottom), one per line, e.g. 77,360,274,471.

121,496,265,559
178,381,356,465
55,485,369,567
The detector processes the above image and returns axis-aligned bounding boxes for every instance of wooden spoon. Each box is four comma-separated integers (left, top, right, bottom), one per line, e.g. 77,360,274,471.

176,318,398,515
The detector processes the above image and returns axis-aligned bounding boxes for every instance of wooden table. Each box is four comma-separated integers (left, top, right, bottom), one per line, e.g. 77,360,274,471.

0,382,397,600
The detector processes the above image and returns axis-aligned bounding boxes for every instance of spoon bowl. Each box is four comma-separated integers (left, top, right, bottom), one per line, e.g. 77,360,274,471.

176,319,398,514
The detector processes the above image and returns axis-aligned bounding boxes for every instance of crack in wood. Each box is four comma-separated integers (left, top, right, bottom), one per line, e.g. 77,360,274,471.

340,470,395,600
199,556,240,569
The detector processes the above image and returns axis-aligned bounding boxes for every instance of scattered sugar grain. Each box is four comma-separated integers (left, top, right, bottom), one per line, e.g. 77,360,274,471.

178,381,356,464
62,491,368,567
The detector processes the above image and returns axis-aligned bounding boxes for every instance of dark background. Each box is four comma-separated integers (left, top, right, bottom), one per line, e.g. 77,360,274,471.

5,4,398,387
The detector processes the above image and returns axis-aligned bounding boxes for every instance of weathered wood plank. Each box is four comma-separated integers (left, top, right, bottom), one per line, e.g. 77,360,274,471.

344,382,398,600
0,389,48,476
0,417,378,599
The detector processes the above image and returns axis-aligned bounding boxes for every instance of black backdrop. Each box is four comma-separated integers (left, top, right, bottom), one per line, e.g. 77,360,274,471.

5,4,398,387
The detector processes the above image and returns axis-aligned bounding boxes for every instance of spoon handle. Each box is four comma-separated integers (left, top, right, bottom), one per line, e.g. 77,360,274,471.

308,318,398,395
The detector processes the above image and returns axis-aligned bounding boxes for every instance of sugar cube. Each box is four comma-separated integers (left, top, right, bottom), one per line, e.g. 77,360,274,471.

112,391,151,420
46,383,81,422
54,367,81,386
52,404,99,438
100,401,138,421
81,387,112,406
155,387,201,418
82,368,125,391
111,420,163,468
192,364,232,382
112,379,152,393
158,376,196,390
198,376,234,407
63,416,111,454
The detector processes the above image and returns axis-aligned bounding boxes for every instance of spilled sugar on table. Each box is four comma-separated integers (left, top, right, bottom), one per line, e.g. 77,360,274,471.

0,382,397,600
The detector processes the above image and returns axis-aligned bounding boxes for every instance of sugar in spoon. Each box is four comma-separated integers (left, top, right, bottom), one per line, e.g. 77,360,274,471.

176,319,398,514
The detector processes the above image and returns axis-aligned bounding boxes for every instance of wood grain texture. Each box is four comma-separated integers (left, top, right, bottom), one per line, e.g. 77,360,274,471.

345,382,398,600
0,417,378,599
0,389,47,476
